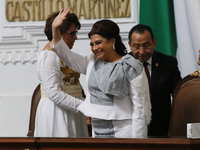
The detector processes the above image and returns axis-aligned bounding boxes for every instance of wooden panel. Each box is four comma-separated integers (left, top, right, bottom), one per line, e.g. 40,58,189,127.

0,137,36,150
36,138,200,150
0,137,200,150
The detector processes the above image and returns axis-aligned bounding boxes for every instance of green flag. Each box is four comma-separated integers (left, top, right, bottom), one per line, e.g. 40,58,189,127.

139,0,177,57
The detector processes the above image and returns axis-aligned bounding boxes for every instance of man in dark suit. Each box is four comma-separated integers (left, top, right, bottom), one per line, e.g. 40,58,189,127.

128,24,182,137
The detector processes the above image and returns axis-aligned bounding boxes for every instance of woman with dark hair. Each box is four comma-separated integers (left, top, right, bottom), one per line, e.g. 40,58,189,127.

34,11,88,137
88,19,127,56
51,8,151,138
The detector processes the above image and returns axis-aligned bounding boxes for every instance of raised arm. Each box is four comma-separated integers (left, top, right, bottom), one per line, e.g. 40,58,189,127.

51,7,88,75
52,7,71,46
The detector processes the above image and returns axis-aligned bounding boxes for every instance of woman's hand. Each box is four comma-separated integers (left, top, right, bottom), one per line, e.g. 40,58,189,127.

52,7,71,46
52,7,70,28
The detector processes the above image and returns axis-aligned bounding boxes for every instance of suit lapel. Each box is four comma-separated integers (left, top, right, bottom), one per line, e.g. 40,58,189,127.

129,51,160,97
150,51,160,97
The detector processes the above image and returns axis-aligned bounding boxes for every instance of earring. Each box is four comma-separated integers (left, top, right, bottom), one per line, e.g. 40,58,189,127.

113,45,115,50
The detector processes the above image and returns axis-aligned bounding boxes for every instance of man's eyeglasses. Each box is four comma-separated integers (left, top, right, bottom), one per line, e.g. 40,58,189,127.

66,30,78,37
132,46,151,50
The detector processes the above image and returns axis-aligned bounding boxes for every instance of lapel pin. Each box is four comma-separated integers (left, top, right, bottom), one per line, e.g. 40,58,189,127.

155,63,159,67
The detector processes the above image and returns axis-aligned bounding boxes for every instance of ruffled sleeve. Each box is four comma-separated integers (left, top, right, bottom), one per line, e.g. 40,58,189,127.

92,54,151,138
94,54,143,97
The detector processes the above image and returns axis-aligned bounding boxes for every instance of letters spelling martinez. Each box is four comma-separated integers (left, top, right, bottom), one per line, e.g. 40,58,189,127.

6,0,131,22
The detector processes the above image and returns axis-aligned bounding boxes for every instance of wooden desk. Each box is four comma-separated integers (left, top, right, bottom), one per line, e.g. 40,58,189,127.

0,137,36,150
1,137,200,150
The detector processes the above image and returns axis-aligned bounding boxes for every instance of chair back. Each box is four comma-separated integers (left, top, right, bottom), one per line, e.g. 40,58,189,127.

27,84,41,136
169,71,200,137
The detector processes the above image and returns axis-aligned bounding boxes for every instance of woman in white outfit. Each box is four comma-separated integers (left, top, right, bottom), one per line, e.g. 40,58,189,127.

34,11,88,137
51,8,151,138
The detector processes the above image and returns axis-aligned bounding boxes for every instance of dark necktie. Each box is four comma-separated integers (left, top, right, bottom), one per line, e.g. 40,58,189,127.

143,62,150,83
